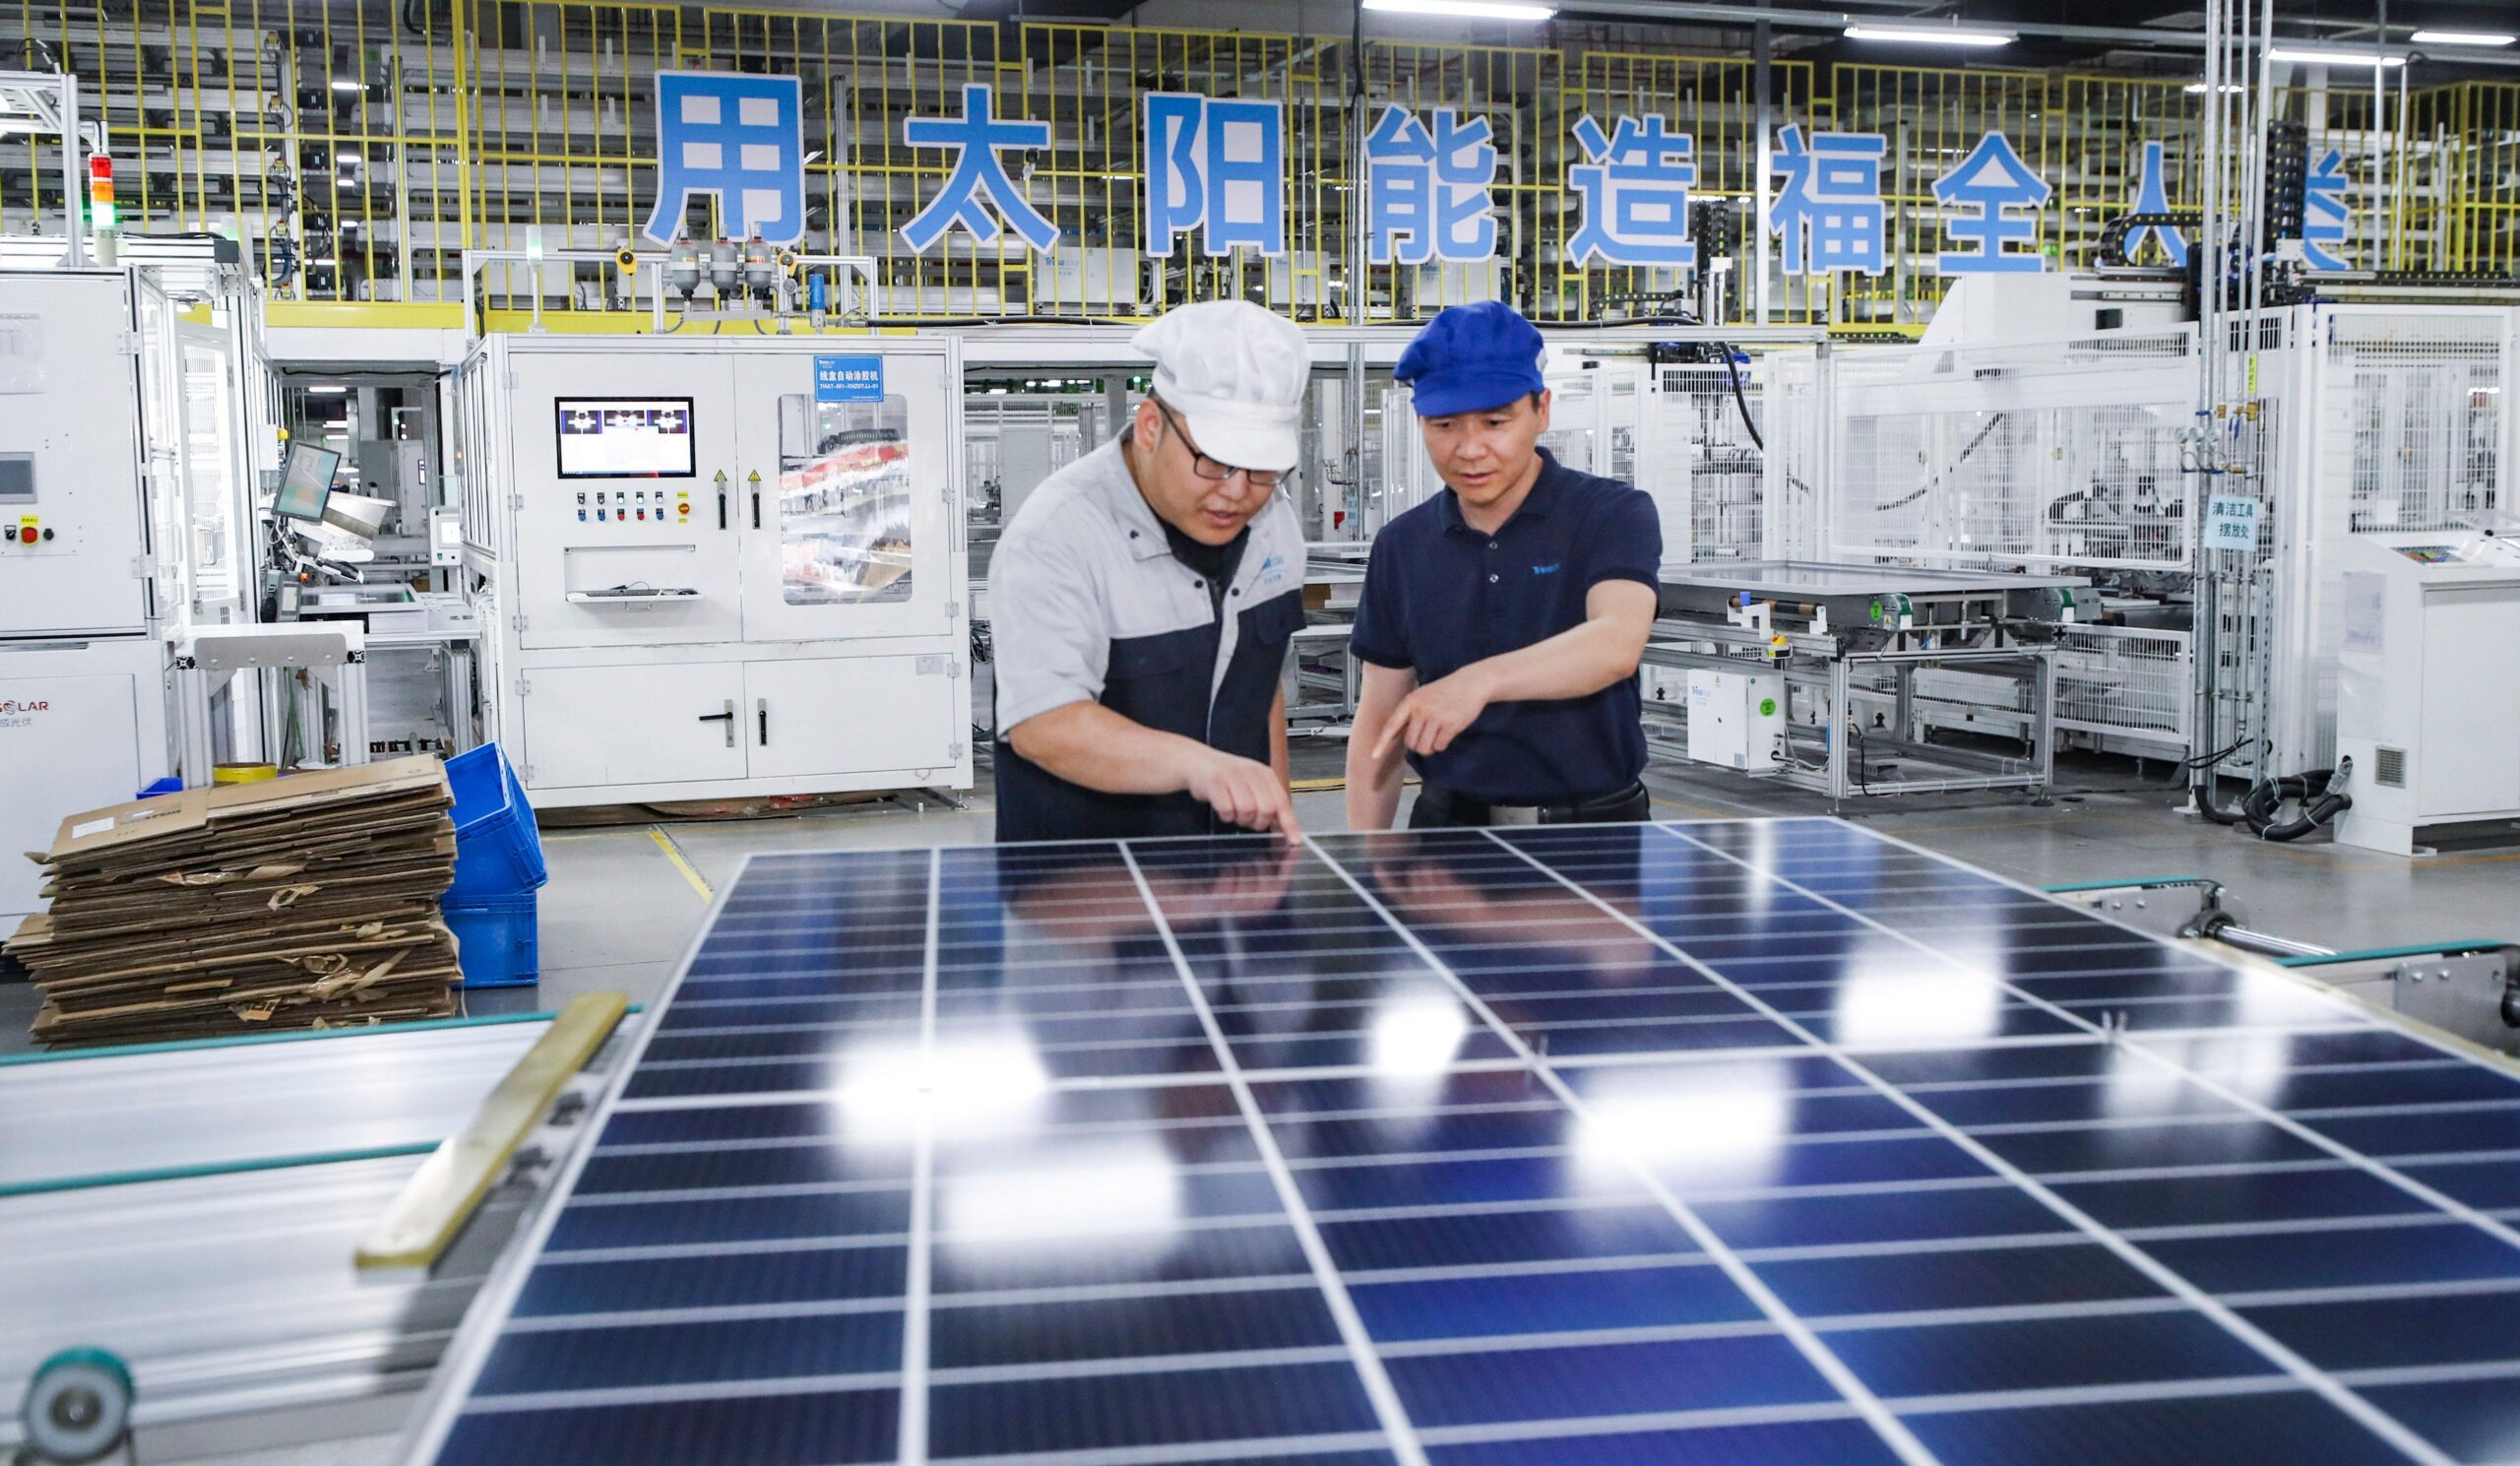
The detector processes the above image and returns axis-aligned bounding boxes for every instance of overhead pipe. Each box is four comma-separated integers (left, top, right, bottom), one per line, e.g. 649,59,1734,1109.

1548,1,2520,67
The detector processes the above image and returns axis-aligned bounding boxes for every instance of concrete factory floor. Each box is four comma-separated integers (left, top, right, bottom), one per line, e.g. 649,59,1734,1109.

3,738,2515,1061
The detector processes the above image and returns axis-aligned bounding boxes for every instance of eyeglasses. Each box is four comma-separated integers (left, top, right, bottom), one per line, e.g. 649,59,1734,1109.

1154,401,1284,489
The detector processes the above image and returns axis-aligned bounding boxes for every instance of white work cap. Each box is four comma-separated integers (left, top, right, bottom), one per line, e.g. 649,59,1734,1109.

1130,301,1309,475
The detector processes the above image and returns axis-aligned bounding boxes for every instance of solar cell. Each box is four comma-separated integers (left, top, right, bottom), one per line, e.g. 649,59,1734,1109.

404,820,2520,1466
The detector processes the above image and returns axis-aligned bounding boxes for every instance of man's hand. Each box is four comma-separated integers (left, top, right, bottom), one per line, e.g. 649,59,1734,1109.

1372,666,1496,759
1185,748,1303,843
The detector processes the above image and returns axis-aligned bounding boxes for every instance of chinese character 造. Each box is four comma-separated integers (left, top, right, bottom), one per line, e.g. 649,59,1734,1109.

1768,124,1887,275
901,83,1059,254
643,71,807,245
1144,94,1287,257
2122,139,2188,267
1565,114,1696,269
1364,104,1499,266
1933,130,2050,275
2301,147,2350,271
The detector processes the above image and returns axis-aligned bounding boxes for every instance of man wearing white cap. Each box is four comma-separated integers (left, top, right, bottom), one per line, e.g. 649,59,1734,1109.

990,300,1310,844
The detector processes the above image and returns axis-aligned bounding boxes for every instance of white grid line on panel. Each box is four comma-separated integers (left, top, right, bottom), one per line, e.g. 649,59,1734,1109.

1301,835,1948,1466
1487,824,2459,1466
1117,844,1433,1466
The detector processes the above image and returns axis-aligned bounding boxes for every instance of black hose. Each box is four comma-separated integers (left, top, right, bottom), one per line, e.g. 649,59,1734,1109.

2238,761,2353,842
1878,412,2008,512
1718,345,1764,453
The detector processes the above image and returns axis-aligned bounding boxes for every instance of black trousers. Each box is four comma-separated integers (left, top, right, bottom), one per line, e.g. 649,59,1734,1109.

1408,779,1652,830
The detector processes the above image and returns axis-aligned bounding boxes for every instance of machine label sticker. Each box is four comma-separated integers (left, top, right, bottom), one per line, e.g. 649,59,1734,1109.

814,355,886,403
2204,494,2259,551
70,816,114,838
2341,571,2385,655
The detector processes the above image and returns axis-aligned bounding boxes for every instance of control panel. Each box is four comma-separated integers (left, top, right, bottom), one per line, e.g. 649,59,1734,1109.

509,353,744,651
572,486,694,527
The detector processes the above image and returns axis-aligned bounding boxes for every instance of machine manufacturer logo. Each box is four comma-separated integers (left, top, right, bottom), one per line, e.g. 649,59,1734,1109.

0,696,49,730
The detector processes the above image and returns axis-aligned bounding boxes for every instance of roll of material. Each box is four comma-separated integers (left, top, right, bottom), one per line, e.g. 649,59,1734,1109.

212,762,279,785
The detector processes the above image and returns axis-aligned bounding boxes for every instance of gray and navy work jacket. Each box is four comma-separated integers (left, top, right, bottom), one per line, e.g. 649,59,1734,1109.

990,438,1306,844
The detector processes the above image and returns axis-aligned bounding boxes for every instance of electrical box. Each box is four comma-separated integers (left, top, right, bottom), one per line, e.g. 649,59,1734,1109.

1685,669,1785,772
462,336,972,808
2333,523,2520,856
0,270,153,637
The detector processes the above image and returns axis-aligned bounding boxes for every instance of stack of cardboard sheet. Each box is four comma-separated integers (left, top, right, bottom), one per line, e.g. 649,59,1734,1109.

5,757,463,1048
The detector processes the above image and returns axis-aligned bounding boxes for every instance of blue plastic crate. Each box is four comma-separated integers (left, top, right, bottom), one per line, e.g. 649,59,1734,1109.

446,891,538,988
136,776,183,799
446,743,547,902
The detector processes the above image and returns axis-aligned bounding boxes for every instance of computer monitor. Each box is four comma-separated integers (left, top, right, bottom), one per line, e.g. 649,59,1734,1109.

274,441,341,522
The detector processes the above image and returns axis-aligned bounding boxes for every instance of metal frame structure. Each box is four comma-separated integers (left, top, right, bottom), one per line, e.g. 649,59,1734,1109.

0,71,88,270
9,10,2504,323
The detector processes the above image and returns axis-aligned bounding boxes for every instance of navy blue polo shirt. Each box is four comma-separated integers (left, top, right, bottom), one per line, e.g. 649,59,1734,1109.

1351,449,1663,804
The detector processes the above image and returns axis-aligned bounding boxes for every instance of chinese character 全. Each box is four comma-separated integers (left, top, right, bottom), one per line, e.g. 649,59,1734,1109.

1933,130,2049,275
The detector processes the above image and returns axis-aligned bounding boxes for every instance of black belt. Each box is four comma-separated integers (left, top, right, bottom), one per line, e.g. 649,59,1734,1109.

1415,779,1650,827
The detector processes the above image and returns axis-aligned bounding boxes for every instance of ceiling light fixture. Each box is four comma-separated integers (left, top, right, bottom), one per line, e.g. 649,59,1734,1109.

2266,45,2407,67
1361,0,1556,22
1843,22,2015,47
2409,30,2514,46
2183,82,2245,94
330,78,366,93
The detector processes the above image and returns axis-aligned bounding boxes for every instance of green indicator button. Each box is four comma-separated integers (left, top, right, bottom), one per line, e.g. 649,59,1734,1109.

1758,697,1778,718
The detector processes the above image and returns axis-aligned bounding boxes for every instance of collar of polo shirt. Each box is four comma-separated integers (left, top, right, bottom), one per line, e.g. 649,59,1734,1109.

1111,438,1196,562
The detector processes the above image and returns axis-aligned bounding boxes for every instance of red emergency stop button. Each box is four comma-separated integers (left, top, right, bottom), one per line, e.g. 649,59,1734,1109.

17,526,33,545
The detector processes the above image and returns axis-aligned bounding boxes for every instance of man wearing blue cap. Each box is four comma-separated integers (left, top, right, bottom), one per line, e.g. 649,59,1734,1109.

1345,301,1662,830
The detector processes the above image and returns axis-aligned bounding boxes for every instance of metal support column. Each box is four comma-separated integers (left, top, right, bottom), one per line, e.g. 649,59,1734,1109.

1752,19,1772,327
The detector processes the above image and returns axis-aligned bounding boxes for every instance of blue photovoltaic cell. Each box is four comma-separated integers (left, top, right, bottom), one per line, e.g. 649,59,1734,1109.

410,820,2520,1466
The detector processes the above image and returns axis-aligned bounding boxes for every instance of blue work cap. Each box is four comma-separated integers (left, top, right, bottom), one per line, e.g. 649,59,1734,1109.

1394,301,1547,417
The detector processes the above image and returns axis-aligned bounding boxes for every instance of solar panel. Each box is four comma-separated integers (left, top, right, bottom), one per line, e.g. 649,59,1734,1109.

402,819,2520,1466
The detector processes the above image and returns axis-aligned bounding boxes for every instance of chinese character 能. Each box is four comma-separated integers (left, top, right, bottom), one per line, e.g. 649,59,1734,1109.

1364,104,1499,266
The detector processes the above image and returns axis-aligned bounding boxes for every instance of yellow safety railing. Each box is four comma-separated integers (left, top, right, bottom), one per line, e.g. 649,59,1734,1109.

7,0,2510,326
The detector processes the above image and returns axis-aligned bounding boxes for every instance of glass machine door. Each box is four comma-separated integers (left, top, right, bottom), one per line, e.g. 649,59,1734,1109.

732,351,956,643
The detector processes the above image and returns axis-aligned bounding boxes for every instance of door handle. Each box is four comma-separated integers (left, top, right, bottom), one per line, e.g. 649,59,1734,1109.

749,470,763,530
756,697,769,746
697,699,735,747
715,470,728,530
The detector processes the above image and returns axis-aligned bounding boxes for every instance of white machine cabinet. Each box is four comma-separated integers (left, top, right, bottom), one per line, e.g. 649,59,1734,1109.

0,270,179,926
462,335,972,808
0,270,155,636
2333,522,2520,856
